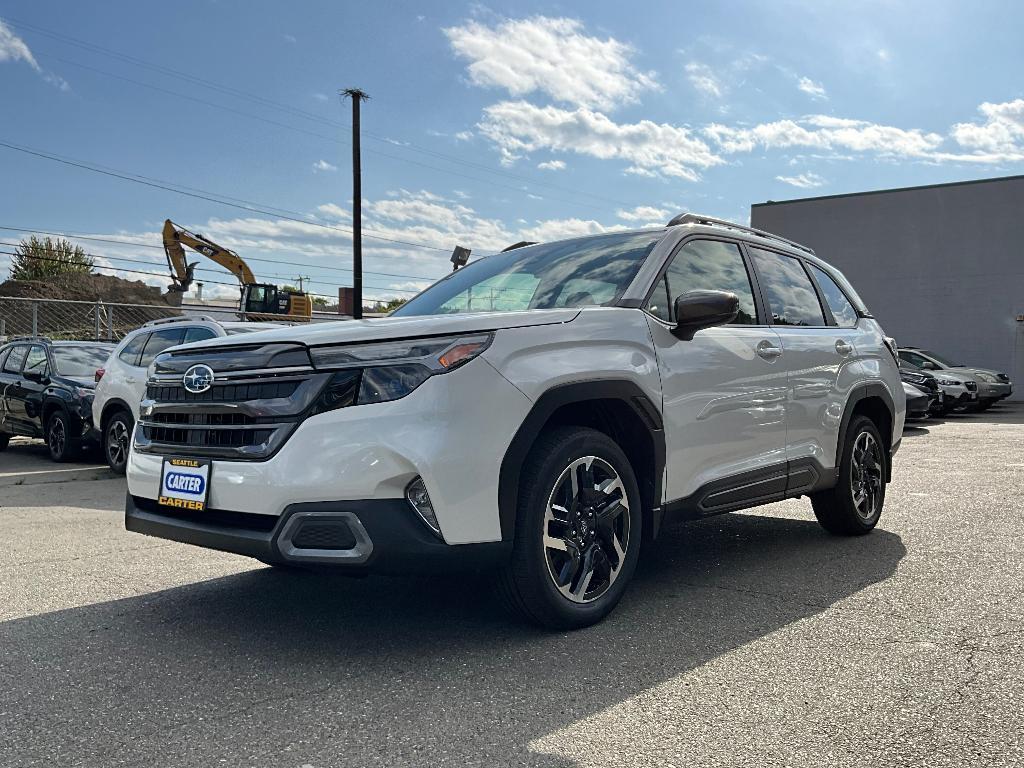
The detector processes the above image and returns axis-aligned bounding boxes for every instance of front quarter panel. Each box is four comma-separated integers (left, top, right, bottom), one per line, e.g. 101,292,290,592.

482,307,662,407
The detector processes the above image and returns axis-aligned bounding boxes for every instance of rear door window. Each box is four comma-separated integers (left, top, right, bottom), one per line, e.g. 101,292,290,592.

4,345,27,373
119,333,149,366
748,247,826,326
808,263,858,327
139,328,186,367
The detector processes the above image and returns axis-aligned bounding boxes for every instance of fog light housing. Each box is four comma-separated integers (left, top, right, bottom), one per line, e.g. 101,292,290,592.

406,477,441,538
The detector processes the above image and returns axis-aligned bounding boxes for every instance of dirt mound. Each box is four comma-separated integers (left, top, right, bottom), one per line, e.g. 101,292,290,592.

0,273,177,305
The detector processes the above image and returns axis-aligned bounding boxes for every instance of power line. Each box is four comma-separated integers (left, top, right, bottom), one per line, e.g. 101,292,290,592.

0,249,422,296
0,225,439,281
5,16,637,209
0,139,454,253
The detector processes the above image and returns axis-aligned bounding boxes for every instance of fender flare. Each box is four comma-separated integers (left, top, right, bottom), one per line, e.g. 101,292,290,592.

497,379,665,541
837,381,896,479
100,398,134,430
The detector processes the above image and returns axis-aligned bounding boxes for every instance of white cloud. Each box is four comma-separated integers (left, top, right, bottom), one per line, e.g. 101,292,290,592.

877,49,891,62
478,101,723,181
312,93,329,102
0,19,68,90
537,159,566,171
454,130,474,141
444,16,659,110
685,62,722,99
518,217,623,242
950,99,1024,156
616,205,669,222
775,172,826,189
312,159,337,173
705,115,944,158
797,76,827,100
316,203,351,220
283,34,297,44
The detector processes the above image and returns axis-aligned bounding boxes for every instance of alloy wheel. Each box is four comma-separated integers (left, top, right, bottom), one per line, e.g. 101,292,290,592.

850,431,883,520
542,456,630,604
49,417,66,458
107,420,129,468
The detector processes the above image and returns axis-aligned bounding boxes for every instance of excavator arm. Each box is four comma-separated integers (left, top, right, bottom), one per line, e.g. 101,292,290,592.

162,219,256,292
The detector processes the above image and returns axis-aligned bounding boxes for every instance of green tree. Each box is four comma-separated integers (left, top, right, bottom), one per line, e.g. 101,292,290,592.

9,236,94,280
311,295,329,308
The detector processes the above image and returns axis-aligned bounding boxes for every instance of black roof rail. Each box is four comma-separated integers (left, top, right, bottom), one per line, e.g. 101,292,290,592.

8,335,51,343
666,212,815,256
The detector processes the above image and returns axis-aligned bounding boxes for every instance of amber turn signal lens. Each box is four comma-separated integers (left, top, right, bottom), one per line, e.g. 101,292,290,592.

438,342,486,370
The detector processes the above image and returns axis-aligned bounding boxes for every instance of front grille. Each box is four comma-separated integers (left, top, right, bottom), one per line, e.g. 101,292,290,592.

997,373,1010,382
291,521,358,550
137,343,331,460
920,378,939,393
147,380,301,403
965,381,978,392
142,425,275,449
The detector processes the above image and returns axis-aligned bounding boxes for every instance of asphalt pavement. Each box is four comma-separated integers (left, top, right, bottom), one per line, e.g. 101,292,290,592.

1,407,1022,767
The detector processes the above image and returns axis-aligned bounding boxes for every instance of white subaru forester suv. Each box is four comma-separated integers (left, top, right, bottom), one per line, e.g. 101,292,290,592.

125,214,905,629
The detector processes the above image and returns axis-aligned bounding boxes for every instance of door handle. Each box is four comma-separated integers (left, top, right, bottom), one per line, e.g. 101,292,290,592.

756,340,783,360
835,340,854,356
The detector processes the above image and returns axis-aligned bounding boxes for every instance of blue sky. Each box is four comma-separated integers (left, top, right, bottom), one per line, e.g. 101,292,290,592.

1,1,1023,302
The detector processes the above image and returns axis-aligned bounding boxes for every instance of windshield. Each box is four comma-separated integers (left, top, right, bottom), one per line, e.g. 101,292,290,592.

53,346,112,378
392,231,661,317
920,350,963,367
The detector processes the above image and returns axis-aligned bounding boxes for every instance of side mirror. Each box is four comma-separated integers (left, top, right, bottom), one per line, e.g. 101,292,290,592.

920,361,937,370
23,370,48,384
672,290,739,340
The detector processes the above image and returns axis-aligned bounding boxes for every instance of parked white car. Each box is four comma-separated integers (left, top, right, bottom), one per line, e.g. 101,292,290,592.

125,215,905,629
898,347,1011,410
93,316,283,472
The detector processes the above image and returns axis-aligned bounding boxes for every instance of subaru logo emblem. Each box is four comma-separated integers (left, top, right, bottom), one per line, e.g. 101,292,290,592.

183,364,215,394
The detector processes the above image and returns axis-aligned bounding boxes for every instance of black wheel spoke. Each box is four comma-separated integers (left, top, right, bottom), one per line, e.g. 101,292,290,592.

542,455,630,604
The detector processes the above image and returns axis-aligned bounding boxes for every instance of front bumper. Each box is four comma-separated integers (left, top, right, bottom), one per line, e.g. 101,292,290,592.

977,382,1012,401
126,494,511,573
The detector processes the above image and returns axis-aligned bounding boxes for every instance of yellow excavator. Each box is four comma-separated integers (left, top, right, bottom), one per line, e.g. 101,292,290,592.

162,219,313,320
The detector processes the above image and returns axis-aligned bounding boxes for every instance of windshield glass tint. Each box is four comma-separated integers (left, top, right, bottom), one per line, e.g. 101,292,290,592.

392,231,661,317
919,350,962,367
53,346,111,378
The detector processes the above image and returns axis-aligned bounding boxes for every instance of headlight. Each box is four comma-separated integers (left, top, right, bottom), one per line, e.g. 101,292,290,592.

309,334,492,372
974,372,997,383
901,373,926,385
309,334,493,413
937,378,958,386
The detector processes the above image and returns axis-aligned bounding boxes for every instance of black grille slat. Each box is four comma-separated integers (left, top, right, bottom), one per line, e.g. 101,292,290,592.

143,426,274,448
146,380,301,403
965,381,978,392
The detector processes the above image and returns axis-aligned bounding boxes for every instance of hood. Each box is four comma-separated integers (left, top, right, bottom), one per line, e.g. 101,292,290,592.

951,365,1008,380
178,309,581,351
59,375,96,390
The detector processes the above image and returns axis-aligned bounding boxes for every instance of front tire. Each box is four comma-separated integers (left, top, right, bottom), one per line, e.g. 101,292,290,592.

46,410,79,463
103,410,133,474
812,415,886,535
498,426,642,630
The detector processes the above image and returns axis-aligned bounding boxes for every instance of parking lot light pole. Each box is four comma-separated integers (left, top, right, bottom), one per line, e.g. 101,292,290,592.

341,88,369,320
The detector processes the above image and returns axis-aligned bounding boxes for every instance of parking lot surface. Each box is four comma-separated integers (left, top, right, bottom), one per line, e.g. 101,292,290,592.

1,406,1023,767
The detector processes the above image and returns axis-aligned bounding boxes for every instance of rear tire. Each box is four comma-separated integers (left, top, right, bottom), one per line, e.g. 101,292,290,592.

103,410,133,474
0,433,9,451
497,426,642,630
812,415,886,536
46,410,79,463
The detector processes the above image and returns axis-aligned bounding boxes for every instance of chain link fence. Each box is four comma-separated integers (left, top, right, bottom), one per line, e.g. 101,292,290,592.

0,297,354,342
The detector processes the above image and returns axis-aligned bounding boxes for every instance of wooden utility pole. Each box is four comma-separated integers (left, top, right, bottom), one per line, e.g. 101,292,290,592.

341,88,369,319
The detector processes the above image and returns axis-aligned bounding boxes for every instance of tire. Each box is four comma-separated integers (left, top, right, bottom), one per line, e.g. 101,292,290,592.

46,409,79,463
497,426,643,630
103,410,133,474
811,415,886,535
0,433,9,451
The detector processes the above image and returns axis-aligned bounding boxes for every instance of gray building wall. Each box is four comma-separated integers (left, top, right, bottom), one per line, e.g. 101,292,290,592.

751,176,1024,399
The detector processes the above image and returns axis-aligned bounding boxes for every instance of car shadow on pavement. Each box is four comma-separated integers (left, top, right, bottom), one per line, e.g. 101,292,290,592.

0,511,905,767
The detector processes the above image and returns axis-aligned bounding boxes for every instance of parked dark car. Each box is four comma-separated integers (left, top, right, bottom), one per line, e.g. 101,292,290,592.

0,337,115,461
899,362,944,414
